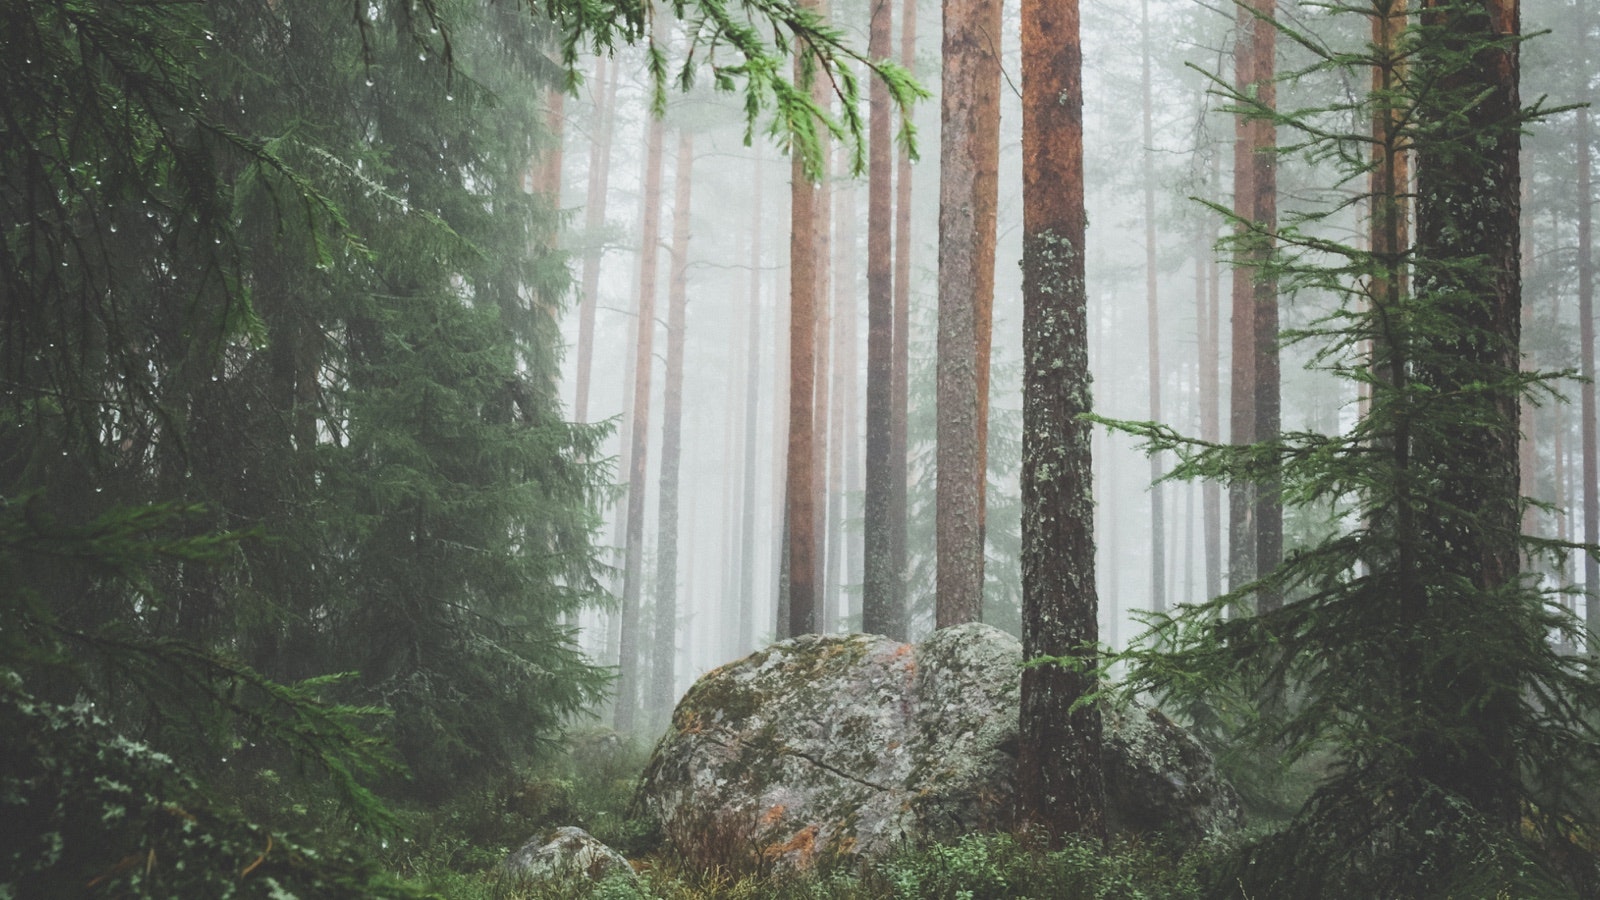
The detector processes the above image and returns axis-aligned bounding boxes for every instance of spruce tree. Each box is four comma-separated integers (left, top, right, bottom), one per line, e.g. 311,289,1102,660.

1112,0,1600,892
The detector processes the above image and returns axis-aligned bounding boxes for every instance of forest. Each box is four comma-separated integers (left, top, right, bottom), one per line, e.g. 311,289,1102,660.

4,0,1600,896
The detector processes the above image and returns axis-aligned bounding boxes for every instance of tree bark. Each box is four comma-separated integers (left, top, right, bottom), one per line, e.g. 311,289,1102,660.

864,0,897,637
1017,0,1106,843
786,47,821,638
1249,0,1282,614
936,0,1001,627
1228,0,1258,600
886,0,918,640
651,128,694,724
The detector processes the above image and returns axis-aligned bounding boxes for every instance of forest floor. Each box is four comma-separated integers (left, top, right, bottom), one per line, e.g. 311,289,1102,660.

387,729,1234,900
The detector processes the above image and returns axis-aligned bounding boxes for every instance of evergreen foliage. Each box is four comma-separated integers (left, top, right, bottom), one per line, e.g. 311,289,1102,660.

1104,0,1600,893
1,0,913,890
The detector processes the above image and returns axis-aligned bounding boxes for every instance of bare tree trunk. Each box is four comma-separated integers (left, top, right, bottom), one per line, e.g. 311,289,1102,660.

829,169,858,631
886,0,918,640
574,56,619,424
1228,0,1259,601
936,0,1001,627
1198,164,1223,600
651,129,695,725
739,153,764,655
1018,0,1106,841
1579,100,1597,641
813,136,834,632
1250,0,1282,614
864,0,897,636
1141,0,1165,613
616,85,668,733
786,45,821,638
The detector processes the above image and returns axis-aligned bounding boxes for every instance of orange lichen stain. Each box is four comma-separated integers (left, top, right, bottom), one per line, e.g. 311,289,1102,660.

678,709,706,734
760,804,788,825
891,643,913,659
763,824,819,867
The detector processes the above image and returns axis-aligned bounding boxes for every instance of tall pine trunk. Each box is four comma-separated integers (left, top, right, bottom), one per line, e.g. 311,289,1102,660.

1250,0,1282,613
936,0,1001,627
1578,100,1597,640
1141,0,1165,613
739,155,764,654
864,0,897,636
1228,0,1258,598
1018,0,1106,840
887,0,918,640
786,44,821,638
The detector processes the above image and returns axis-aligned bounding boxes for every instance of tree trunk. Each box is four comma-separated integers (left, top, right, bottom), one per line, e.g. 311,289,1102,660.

1579,101,1597,642
616,85,668,734
1198,169,1223,600
886,0,918,640
1228,0,1258,601
739,152,764,656
574,56,619,424
813,137,834,632
1017,0,1106,842
786,48,821,638
863,0,897,637
936,0,1001,627
651,128,694,725
1141,0,1165,613
1411,0,1522,825
1249,0,1282,614
829,169,858,630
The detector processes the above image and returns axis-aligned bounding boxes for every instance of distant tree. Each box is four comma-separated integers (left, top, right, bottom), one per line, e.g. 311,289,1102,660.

617,43,669,729
1142,0,1167,613
573,56,620,425
1016,0,1107,843
651,128,695,725
888,0,920,641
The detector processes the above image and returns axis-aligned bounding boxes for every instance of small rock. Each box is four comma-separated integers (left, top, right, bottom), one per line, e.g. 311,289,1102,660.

503,826,638,888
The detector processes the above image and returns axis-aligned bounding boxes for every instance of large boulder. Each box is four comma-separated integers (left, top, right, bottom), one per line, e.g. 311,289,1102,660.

637,624,1240,873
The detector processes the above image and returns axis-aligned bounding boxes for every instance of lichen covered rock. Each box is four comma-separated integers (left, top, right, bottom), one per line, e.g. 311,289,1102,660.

637,624,1240,873
502,826,637,888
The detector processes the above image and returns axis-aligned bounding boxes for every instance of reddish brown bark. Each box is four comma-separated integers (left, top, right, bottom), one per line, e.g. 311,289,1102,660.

786,46,821,638
936,0,1001,627
1017,0,1106,843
